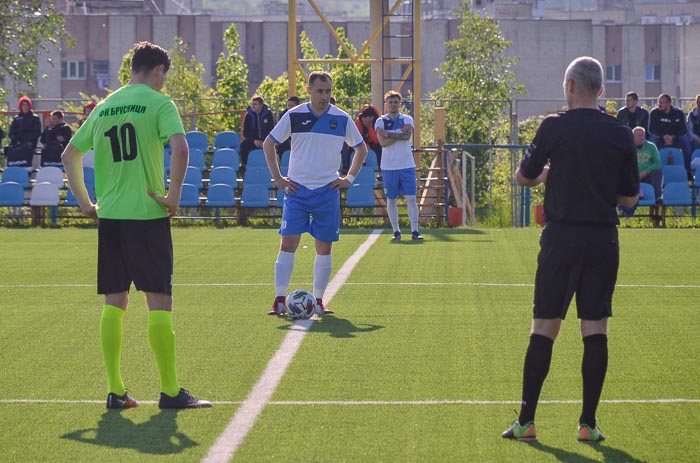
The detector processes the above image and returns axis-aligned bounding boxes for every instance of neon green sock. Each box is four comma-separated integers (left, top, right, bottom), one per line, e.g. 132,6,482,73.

148,310,181,397
100,305,126,396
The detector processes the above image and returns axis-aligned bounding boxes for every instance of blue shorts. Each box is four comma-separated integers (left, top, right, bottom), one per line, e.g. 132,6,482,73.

382,167,417,199
281,184,340,242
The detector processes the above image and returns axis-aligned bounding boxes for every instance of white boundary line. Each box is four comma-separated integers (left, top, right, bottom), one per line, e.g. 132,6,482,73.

2,398,699,406
201,229,384,463
2,282,699,289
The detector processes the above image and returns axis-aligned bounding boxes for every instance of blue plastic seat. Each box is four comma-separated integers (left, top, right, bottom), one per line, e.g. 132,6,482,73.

637,183,656,207
247,149,267,168
82,167,96,189
1,166,30,188
354,166,376,188
211,148,240,170
280,150,291,168
243,166,271,185
186,131,209,153
364,149,379,170
184,166,203,189
178,184,200,208
206,183,235,207
662,182,692,206
659,147,684,166
241,184,271,208
346,184,375,208
0,182,24,206
275,187,285,208
209,166,238,188
188,148,206,172
65,185,96,206
214,131,241,151
662,165,686,187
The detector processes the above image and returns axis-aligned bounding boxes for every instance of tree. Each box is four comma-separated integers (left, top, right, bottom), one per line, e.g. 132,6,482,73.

215,23,249,127
0,0,71,100
430,2,524,217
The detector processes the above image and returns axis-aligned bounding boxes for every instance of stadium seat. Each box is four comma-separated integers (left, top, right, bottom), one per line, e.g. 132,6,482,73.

164,150,171,173
243,166,271,185
214,131,241,151
184,166,203,190
275,187,285,208
0,182,24,206
365,149,379,170
82,150,95,168
178,183,201,207
280,150,291,168
83,167,95,188
246,149,267,168
662,182,692,206
659,147,684,166
241,184,271,208
64,186,96,207
638,183,656,207
346,184,375,208
354,166,376,188
209,166,238,188
211,148,240,171
186,131,209,153
29,183,60,206
1,166,30,188
662,165,686,187
206,183,235,207
35,166,64,188
188,148,207,172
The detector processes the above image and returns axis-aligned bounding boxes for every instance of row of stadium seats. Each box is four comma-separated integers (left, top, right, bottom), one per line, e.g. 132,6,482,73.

1,166,95,190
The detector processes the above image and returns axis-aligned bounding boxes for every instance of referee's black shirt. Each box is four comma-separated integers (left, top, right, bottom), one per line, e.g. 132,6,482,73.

520,108,639,227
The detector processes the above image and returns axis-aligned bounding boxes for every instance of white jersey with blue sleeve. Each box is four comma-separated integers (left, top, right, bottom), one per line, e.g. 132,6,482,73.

269,103,364,190
375,113,415,170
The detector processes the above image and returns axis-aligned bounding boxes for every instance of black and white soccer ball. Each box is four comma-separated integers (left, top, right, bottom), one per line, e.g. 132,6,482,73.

285,289,318,319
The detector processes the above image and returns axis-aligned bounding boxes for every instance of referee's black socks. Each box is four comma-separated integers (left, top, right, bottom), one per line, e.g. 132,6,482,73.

518,334,554,425
580,333,608,428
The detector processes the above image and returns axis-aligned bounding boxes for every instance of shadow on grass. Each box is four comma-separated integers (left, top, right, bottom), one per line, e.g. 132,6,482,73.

279,316,383,339
526,441,648,463
61,409,198,455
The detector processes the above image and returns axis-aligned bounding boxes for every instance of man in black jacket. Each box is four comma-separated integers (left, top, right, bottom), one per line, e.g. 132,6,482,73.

616,91,649,134
240,95,275,171
40,110,72,167
648,93,692,173
6,96,41,168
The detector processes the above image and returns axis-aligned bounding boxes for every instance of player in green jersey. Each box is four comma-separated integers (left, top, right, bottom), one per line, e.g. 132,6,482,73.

62,41,211,409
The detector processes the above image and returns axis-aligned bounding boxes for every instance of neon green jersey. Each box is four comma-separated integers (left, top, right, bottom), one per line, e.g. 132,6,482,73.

70,84,185,219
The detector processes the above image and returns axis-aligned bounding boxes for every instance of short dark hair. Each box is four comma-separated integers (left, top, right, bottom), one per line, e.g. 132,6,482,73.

51,110,64,118
308,71,332,87
658,93,672,103
288,96,300,105
251,96,264,105
131,41,171,74
625,91,638,101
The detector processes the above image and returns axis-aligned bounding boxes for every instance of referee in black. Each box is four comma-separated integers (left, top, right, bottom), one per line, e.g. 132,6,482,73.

502,56,639,442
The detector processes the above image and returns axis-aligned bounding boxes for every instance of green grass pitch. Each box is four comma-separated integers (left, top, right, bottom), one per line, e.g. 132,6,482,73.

0,227,698,462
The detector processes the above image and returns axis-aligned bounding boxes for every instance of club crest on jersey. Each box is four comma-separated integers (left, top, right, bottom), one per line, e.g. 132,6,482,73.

329,119,338,130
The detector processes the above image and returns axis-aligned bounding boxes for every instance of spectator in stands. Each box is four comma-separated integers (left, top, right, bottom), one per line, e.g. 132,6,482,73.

648,93,692,175
6,96,41,168
633,126,663,203
355,104,382,166
686,94,700,153
503,56,638,443
78,102,96,127
617,91,649,134
275,96,300,158
40,110,72,167
240,95,274,171
375,91,422,241
262,70,367,317
61,41,210,410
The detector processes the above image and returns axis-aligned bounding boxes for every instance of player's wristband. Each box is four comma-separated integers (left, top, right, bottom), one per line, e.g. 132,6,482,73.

345,174,355,183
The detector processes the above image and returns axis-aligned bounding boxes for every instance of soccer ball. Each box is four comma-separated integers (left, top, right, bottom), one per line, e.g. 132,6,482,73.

285,289,318,319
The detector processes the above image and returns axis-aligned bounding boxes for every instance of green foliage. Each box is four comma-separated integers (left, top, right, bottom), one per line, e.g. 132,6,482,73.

430,2,524,210
58,92,105,133
0,1,72,101
215,24,249,127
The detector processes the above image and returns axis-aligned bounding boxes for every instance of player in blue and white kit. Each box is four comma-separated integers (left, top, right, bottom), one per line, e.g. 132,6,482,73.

375,90,423,241
263,71,367,316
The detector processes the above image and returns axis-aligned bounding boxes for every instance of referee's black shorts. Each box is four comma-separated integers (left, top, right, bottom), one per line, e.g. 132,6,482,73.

532,223,619,321
97,217,173,295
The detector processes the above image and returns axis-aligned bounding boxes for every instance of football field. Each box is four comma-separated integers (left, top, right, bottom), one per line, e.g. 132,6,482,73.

0,227,698,462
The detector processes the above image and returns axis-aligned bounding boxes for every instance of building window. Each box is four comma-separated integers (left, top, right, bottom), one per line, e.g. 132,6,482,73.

92,61,110,90
645,64,661,82
61,61,86,80
606,65,621,83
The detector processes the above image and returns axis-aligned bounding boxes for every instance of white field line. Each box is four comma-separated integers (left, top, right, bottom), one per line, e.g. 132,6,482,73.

2,282,699,289
201,229,384,463
2,398,699,406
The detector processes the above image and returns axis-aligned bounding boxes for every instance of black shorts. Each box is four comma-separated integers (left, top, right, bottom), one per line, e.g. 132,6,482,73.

97,217,173,295
532,223,619,320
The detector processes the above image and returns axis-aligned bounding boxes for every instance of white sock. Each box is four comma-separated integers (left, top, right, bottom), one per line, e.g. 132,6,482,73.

386,197,400,233
274,251,295,297
313,254,332,300
407,195,419,232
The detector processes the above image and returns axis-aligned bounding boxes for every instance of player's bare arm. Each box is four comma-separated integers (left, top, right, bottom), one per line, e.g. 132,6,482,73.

61,143,97,219
332,142,368,191
263,136,298,194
